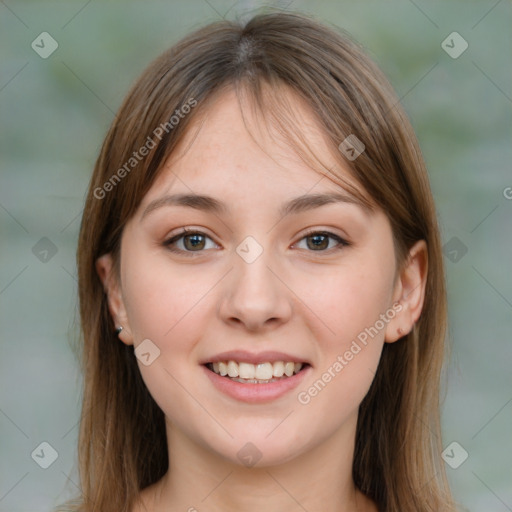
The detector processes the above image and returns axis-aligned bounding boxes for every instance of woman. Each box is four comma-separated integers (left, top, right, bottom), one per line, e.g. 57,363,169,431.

68,11,457,512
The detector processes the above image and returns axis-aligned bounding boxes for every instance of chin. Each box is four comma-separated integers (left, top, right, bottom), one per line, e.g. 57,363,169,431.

207,427,315,469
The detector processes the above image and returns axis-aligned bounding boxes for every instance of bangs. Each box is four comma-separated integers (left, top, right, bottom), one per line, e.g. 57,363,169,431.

164,76,376,215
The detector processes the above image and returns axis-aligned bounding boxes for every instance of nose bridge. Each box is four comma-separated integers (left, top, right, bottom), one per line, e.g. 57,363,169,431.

219,236,292,330
234,249,274,296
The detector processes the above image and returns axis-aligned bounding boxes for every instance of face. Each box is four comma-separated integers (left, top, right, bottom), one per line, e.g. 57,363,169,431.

99,87,414,468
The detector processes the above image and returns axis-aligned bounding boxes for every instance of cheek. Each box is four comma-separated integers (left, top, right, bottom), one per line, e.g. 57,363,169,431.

121,246,216,343
292,252,395,409
293,281,388,442
293,258,395,350
120,249,217,429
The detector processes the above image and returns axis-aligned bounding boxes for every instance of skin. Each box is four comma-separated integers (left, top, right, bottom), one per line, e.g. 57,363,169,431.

97,87,427,512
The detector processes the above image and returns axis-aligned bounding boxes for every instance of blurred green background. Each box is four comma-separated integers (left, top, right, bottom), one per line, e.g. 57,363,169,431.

1,1,511,511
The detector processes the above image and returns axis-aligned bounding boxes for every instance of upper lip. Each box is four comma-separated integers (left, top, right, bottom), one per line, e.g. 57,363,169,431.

201,350,311,366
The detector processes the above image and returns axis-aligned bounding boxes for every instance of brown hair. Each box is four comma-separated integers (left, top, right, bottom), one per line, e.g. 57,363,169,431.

70,11,456,512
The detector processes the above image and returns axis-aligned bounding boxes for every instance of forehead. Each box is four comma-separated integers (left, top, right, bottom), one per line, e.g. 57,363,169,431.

141,85,370,207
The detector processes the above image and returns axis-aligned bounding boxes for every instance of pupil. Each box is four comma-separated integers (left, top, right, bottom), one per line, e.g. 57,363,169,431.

185,234,205,250
308,234,328,250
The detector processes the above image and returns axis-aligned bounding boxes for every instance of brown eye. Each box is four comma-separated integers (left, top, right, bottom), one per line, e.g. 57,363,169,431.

183,233,206,251
306,233,330,250
295,231,349,252
163,230,218,254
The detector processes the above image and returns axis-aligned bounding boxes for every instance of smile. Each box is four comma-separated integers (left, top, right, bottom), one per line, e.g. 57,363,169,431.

203,360,311,403
206,360,306,383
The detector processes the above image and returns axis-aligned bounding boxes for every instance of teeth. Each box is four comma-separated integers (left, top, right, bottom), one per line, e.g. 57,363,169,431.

227,361,239,378
209,360,305,380
273,361,284,377
255,363,273,380
218,361,228,376
284,362,294,377
239,362,255,379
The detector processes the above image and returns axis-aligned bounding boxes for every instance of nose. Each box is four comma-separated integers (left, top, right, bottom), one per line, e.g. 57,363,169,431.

218,250,293,333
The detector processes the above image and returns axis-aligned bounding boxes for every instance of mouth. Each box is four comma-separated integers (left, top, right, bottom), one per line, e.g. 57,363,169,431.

204,360,310,384
200,350,312,402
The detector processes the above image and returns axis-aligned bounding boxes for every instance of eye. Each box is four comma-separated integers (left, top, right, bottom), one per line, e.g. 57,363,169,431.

163,229,219,254
294,231,349,252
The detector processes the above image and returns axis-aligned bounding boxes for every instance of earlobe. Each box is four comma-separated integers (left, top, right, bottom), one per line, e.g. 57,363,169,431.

95,254,134,346
385,240,428,343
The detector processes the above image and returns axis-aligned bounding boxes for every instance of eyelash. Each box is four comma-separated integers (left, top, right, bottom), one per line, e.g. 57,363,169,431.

163,228,350,256
297,229,350,252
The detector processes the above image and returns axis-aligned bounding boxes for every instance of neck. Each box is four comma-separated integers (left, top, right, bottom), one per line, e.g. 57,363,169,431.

138,413,377,512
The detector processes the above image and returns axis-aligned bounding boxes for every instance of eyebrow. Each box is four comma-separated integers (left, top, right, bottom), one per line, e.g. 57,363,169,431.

141,193,228,220
141,191,369,221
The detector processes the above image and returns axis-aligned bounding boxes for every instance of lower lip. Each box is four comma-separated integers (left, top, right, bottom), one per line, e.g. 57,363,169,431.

202,364,311,403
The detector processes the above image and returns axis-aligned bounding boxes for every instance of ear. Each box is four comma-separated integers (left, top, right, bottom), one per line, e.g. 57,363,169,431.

96,253,134,346
385,240,428,343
